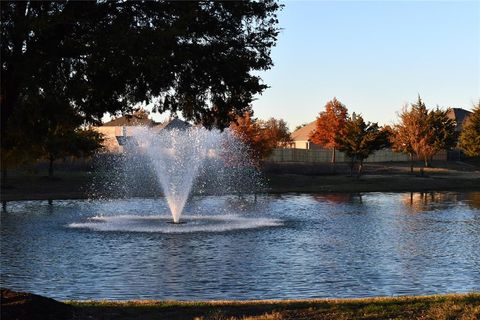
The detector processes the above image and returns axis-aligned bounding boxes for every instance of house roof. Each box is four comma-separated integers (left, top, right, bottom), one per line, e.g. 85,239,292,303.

447,108,472,131
103,110,157,127
291,121,316,141
152,118,192,132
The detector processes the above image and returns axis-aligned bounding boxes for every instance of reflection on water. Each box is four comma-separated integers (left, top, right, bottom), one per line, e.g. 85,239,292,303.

403,192,480,212
1,192,479,300
312,193,364,204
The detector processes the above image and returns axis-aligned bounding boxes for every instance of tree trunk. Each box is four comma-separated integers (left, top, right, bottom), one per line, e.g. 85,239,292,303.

2,167,6,184
349,157,355,177
48,157,54,178
409,153,414,173
331,147,336,174
424,155,429,168
357,160,363,179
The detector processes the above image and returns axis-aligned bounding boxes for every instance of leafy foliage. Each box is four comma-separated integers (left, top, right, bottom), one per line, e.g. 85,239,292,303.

1,1,281,173
230,113,291,161
458,103,480,157
41,120,104,177
427,107,456,157
258,118,293,149
335,113,390,176
1,1,281,129
391,105,418,158
310,98,348,148
230,112,266,160
309,98,348,163
392,97,455,167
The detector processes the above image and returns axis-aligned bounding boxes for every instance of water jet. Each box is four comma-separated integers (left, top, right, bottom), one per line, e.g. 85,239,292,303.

109,126,265,225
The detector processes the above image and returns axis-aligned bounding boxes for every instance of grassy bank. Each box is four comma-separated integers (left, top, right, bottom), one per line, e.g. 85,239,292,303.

1,161,479,201
266,172,480,194
67,294,480,320
0,171,90,201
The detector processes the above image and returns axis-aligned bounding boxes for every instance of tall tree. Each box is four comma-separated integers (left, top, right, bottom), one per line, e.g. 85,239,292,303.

229,112,268,161
391,104,419,173
259,118,293,149
41,127,104,178
425,107,456,164
407,97,431,167
0,132,37,183
309,98,348,168
229,113,291,161
335,113,390,177
458,103,480,157
392,97,455,168
1,1,280,128
1,1,281,174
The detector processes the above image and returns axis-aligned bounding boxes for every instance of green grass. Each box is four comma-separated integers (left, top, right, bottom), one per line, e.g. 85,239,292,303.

66,293,480,320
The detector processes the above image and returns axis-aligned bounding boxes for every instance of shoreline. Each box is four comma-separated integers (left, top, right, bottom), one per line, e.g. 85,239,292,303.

1,172,480,202
1,161,480,202
3,290,479,320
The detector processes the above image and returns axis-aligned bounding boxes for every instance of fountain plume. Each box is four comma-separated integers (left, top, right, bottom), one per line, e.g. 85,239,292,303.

134,127,214,223
90,126,265,223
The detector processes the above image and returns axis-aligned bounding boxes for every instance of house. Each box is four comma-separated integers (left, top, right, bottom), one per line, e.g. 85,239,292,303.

93,110,156,153
290,121,323,149
152,117,192,132
94,111,191,153
446,108,472,133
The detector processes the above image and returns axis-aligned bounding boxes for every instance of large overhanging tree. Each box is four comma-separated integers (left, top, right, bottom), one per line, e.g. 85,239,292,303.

1,1,281,159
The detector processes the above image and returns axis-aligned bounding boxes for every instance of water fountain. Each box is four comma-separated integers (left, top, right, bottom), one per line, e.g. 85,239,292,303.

80,125,274,232
133,127,215,223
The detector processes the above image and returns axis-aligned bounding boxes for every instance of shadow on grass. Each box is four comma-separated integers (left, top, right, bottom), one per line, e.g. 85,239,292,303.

67,293,480,320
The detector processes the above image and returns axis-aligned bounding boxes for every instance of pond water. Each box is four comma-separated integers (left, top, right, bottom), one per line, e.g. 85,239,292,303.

1,192,479,300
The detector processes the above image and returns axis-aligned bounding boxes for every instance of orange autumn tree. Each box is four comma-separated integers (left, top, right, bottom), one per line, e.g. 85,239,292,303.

259,118,293,149
230,113,291,161
309,98,348,167
230,112,269,161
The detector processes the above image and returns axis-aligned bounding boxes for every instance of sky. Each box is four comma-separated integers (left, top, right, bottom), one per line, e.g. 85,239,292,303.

118,0,479,130
251,0,480,130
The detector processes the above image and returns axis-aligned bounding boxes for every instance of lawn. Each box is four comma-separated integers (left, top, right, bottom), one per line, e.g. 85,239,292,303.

67,294,480,320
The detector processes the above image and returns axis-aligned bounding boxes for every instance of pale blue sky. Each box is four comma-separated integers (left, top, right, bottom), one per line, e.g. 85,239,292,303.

252,0,480,129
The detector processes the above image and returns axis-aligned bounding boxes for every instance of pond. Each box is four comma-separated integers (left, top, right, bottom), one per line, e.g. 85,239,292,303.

1,192,479,300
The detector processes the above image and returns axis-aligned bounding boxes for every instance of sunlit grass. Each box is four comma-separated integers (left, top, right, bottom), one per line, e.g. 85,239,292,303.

66,293,480,320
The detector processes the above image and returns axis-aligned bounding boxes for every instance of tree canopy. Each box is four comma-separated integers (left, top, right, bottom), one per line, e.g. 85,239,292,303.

426,107,456,158
458,103,480,157
1,1,281,173
1,1,281,129
259,118,292,149
229,112,291,161
335,113,390,176
309,97,348,164
392,97,455,167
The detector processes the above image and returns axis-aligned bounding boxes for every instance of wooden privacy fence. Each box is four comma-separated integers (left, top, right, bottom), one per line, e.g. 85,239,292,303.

267,148,447,163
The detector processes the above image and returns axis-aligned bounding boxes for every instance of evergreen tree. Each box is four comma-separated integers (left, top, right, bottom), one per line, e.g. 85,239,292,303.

426,107,456,163
392,96,455,168
458,103,480,157
391,104,418,172
335,113,390,177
